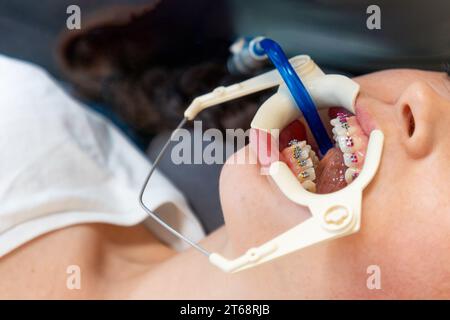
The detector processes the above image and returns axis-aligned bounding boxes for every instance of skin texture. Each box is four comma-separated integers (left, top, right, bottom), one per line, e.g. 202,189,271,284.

0,69,449,299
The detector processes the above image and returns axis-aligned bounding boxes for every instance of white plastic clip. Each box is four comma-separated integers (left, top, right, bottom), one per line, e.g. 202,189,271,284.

184,55,324,120
206,59,384,273
209,130,383,273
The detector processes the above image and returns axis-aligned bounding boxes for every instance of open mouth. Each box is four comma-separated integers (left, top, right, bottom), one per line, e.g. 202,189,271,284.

279,107,369,194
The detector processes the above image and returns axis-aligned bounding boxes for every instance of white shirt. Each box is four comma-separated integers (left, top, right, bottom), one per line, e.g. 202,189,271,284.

0,55,204,256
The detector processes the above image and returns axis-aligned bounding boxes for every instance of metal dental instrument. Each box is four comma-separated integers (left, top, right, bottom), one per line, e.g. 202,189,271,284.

139,117,210,256
139,38,384,273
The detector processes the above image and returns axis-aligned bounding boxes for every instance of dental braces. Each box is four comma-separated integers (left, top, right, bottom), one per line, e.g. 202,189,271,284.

139,42,384,273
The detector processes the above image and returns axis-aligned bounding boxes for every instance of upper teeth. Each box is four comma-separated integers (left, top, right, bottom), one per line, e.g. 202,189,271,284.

336,135,355,153
344,167,359,183
330,116,363,184
343,152,359,168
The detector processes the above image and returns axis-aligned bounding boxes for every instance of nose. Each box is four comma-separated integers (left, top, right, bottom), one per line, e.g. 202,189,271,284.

395,81,442,159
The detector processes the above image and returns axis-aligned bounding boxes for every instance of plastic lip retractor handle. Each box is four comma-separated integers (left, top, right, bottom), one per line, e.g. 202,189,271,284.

139,54,385,273
209,130,383,272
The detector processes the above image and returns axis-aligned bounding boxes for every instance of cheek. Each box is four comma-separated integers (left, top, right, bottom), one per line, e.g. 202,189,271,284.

355,145,450,296
219,147,312,252
219,156,271,250
362,211,450,297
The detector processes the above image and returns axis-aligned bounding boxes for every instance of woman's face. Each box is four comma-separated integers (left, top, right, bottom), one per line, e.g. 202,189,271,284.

219,69,450,297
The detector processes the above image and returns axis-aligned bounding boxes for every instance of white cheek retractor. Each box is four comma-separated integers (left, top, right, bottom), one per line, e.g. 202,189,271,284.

139,40,384,273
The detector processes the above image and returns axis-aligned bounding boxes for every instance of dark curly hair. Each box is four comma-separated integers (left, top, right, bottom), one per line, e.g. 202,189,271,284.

443,62,450,76
57,0,268,143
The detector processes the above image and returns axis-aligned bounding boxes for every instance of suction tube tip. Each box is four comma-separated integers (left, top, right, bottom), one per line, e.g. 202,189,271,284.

227,37,267,75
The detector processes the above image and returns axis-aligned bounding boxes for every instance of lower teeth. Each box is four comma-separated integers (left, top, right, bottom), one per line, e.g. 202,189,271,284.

345,167,360,184
285,140,318,191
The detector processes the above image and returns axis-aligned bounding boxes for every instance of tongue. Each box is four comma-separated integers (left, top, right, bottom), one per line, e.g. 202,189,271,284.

315,147,347,194
279,119,348,194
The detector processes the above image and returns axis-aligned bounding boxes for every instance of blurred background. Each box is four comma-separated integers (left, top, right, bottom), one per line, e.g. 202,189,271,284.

0,0,448,232
1,0,448,77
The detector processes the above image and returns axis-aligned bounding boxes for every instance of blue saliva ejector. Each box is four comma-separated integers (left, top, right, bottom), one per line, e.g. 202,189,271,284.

228,37,333,155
